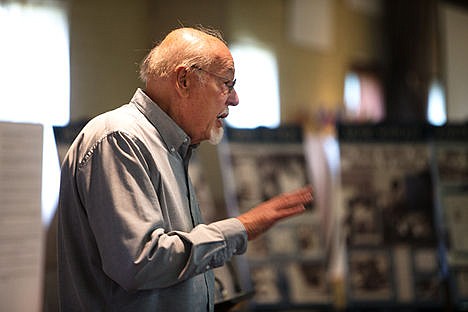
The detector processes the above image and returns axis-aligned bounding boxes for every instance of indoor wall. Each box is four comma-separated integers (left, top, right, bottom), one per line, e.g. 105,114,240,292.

68,0,383,206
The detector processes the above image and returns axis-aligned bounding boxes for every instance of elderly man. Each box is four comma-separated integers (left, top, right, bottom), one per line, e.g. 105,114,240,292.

57,26,313,312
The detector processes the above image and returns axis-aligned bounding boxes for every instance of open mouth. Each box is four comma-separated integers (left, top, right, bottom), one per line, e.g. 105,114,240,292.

216,108,229,124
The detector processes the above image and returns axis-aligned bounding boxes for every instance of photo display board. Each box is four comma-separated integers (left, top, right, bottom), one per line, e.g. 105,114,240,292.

432,124,468,308
337,124,443,308
218,126,331,309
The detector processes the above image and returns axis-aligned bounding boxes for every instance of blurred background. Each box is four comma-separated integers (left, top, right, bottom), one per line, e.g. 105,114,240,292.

0,0,467,311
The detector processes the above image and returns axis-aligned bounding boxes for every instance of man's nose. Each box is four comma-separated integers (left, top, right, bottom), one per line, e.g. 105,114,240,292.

227,88,239,106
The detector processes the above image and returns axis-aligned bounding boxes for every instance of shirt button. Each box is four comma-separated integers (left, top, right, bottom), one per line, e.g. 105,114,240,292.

170,146,176,153
183,137,188,143
205,265,210,270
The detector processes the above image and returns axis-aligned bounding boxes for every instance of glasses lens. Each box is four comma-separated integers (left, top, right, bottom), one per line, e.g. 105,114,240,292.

225,79,236,92
194,66,235,92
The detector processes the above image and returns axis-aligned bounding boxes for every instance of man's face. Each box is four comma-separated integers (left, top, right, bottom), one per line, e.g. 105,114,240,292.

188,50,239,145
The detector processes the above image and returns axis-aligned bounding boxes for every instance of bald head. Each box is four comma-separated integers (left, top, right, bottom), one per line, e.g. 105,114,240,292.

139,27,228,84
139,27,238,146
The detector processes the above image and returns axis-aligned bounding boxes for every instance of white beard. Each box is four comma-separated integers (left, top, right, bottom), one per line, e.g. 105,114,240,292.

208,126,224,145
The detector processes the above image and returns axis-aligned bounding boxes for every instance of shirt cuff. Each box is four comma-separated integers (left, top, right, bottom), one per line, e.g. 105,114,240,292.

212,218,248,255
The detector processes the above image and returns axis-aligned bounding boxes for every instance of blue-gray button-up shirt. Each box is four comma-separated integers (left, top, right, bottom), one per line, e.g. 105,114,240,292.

57,88,247,311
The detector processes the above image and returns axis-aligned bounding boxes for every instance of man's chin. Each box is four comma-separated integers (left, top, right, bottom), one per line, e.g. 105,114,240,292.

208,127,224,145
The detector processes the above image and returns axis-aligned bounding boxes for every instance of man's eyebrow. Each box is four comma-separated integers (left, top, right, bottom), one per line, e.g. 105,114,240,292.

225,66,235,76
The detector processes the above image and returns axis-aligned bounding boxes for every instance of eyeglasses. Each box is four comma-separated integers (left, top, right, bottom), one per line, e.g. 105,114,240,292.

192,65,236,93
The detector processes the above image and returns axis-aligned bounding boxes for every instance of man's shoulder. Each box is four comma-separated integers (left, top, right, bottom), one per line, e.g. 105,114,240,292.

82,104,150,138
70,105,149,159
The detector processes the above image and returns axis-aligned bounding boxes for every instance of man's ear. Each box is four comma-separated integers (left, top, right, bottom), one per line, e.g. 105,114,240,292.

175,66,190,97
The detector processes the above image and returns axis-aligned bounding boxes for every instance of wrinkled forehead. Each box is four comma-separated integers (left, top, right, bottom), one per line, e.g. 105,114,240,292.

209,41,235,74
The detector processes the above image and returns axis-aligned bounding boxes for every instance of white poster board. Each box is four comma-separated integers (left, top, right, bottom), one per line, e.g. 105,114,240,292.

442,4,468,122
0,122,44,312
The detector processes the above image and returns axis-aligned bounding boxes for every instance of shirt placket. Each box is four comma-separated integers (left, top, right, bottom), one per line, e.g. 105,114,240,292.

182,146,213,311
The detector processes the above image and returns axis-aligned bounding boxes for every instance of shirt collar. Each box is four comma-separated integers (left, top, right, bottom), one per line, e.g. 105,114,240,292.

130,88,194,159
